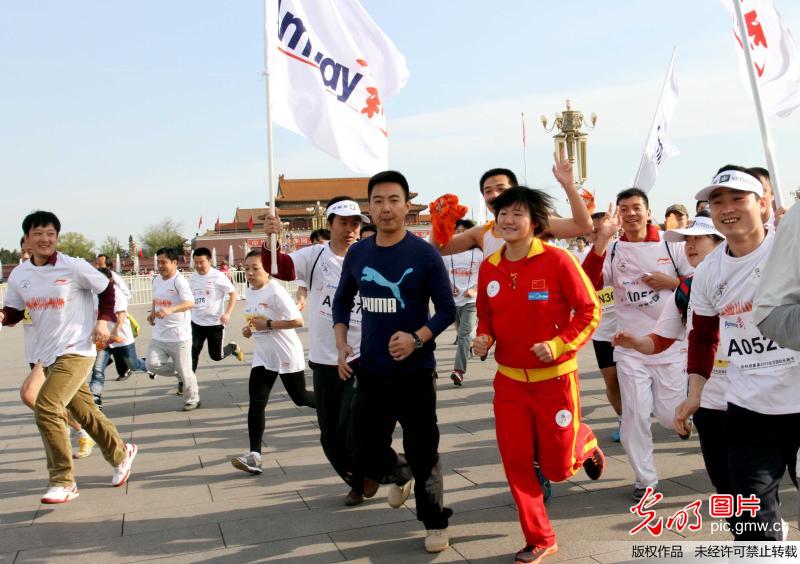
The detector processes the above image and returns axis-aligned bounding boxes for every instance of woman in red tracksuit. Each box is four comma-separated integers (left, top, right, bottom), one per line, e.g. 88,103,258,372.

473,187,605,564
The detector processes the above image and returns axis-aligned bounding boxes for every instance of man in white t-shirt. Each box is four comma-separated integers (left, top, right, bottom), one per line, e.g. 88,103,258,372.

146,247,201,410
262,196,376,506
441,219,482,386
1,211,137,504
189,248,242,373
676,170,799,540
583,188,693,501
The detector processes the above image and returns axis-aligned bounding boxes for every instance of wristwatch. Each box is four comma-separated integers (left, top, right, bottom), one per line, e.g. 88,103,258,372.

267,319,273,330
411,332,424,350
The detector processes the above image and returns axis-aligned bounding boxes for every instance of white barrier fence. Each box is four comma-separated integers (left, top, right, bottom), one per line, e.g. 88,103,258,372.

0,271,298,307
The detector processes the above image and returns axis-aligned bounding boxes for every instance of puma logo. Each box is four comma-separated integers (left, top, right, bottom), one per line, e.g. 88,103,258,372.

361,266,413,309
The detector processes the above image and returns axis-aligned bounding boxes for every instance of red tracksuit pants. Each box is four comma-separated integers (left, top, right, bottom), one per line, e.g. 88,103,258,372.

493,371,597,547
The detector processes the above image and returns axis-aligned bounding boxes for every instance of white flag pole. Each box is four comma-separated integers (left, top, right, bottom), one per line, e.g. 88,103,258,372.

521,112,529,185
633,46,678,189
264,0,278,274
732,0,785,210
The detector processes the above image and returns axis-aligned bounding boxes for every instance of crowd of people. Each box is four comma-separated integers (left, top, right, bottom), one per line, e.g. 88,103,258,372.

2,152,799,563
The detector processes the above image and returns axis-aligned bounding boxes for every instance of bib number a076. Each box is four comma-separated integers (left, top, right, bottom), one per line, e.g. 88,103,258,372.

727,335,778,357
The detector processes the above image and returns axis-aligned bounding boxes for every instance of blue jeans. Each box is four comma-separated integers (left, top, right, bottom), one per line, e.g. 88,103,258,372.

89,343,146,398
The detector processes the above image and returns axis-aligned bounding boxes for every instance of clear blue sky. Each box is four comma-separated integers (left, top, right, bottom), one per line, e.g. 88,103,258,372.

3,1,800,251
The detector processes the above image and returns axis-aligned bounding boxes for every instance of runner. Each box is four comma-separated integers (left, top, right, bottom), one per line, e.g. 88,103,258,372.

585,212,621,442
333,170,456,553
1,210,137,504
89,267,151,408
674,170,798,541
442,219,482,386
146,247,201,411
472,186,604,564
230,251,315,475
189,247,243,373
261,196,377,506
582,188,693,501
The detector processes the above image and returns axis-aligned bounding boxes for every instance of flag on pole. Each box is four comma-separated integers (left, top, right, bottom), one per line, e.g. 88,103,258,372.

197,215,203,231
634,49,680,193
268,0,410,174
247,213,254,231
723,0,800,117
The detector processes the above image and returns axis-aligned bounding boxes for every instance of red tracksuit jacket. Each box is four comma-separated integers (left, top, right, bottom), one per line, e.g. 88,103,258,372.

477,238,601,382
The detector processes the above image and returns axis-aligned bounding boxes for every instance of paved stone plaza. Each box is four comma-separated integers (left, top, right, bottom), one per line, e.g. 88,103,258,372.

0,303,796,563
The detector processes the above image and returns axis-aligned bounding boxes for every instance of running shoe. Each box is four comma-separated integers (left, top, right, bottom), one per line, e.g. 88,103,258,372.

632,486,654,502
111,443,138,487
424,528,449,553
514,543,558,564
450,371,464,386
231,452,263,475
116,369,132,382
583,446,605,480
183,400,201,411
177,381,183,395
363,477,379,498
41,483,79,504
231,342,244,362
73,434,96,459
344,488,364,506
387,479,413,508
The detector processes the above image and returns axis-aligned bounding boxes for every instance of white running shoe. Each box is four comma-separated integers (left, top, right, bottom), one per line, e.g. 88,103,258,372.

111,443,138,487
387,479,413,508
41,483,79,504
231,452,263,475
425,528,450,553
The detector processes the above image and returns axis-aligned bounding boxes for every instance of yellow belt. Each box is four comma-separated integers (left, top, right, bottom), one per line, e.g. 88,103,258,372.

498,358,578,383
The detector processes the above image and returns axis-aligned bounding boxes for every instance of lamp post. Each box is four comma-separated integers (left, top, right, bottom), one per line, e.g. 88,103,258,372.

541,99,597,186
305,200,326,231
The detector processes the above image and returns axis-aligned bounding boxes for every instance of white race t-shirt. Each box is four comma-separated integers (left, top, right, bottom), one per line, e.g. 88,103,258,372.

190,268,235,326
152,272,194,342
691,231,800,414
111,271,131,299
244,282,305,373
652,288,729,410
442,247,483,307
289,242,362,365
3,253,110,366
109,291,134,348
600,233,694,364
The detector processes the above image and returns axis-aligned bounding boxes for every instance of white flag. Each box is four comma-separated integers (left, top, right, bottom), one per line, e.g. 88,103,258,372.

635,50,680,193
723,0,800,117
268,0,409,174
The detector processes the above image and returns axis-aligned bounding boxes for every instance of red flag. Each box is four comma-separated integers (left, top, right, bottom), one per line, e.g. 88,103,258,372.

214,216,220,232
247,213,254,230
197,215,203,230
138,249,143,258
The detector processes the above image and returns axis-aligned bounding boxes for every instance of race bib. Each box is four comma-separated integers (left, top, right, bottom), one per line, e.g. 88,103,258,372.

618,277,660,309
597,286,614,312
721,311,799,375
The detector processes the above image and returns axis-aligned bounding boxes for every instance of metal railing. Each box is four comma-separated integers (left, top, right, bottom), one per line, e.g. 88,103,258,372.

0,271,298,307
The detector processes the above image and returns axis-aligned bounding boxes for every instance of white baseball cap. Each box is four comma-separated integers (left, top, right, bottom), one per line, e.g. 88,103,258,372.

695,170,764,202
325,199,370,223
663,215,724,242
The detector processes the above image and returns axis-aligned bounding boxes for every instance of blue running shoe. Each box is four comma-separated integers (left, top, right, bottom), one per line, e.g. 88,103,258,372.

611,419,621,443
535,464,552,504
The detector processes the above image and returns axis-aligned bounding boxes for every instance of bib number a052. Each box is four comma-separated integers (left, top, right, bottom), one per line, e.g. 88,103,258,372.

721,312,799,374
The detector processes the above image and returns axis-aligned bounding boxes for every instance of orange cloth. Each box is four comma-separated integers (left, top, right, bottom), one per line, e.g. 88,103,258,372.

429,194,468,246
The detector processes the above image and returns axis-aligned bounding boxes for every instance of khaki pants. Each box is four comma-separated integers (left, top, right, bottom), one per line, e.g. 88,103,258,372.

36,354,127,486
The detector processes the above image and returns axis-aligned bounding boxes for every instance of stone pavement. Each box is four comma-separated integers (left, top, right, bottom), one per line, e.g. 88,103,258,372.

0,303,797,563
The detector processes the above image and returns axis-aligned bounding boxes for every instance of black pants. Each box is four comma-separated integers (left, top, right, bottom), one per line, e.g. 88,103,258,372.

311,362,359,490
248,367,316,453
694,407,733,496
191,322,235,372
351,366,452,530
727,402,800,541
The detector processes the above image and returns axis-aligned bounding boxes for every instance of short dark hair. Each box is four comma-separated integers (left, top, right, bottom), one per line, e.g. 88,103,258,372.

97,254,110,262
22,210,61,236
310,229,331,242
490,186,554,236
360,223,378,237
616,187,650,208
695,200,708,213
455,219,475,230
156,247,180,261
97,267,113,280
716,164,750,175
193,247,212,259
576,236,588,244
479,168,518,193
368,170,410,201
590,212,607,221
245,249,261,261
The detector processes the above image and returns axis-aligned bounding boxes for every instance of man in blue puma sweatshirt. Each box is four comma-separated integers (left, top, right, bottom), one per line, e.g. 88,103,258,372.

333,170,456,554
